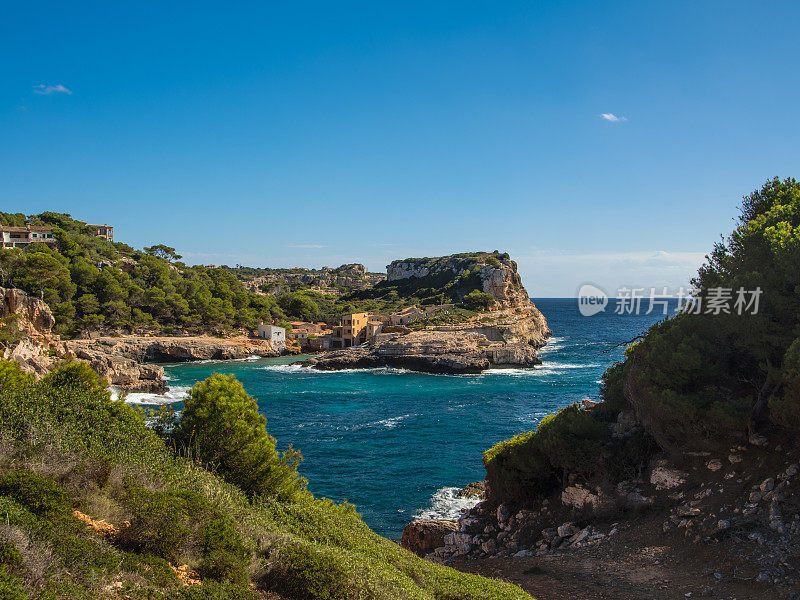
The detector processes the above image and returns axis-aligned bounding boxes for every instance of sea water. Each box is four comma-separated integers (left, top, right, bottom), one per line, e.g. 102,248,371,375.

125,298,677,538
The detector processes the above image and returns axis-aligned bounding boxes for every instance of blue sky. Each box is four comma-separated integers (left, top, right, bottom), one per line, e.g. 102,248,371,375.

2,1,799,296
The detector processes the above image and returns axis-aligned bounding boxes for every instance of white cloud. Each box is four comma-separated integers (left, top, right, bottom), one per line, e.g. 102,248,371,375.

287,244,328,249
599,113,627,122
33,84,72,95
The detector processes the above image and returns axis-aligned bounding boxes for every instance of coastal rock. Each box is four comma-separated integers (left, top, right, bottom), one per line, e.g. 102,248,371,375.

1,287,56,340
65,335,280,363
401,519,458,556
457,481,487,500
303,306,550,374
386,255,531,310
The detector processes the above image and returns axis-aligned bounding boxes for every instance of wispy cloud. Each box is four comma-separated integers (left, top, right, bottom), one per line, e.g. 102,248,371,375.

33,84,72,95
599,113,627,122
287,244,328,249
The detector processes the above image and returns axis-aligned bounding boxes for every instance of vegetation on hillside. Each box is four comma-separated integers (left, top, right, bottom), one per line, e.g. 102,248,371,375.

1,213,507,336
0,212,288,337
0,359,531,599
484,178,800,506
352,251,511,309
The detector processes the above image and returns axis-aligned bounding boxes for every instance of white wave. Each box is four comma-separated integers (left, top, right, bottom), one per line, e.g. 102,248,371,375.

261,364,415,375
414,487,481,520
114,385,191,406
374,414,414,429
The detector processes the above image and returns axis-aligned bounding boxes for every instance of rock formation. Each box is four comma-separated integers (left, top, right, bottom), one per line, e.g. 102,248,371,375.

242,263,386,296
1,286,56,341
303,253,551,373
401,519,458,557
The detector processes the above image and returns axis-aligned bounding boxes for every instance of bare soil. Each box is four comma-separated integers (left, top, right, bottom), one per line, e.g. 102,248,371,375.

453,515,786,600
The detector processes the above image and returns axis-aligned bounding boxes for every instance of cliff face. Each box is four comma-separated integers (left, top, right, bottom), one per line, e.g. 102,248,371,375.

1,286,56,341
384,253,530,310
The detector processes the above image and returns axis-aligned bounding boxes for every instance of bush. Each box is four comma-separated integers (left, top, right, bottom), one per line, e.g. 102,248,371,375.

770,337,800,428
0,544,22,567
484,404,607,504
197,516,250,585
0,361,33,392
0,566,27,600
485,256,501,268
270,543,357,600
117,486,214,562
0,470,72,521
175,374,305,500
165,581,258,600
463,290,494,310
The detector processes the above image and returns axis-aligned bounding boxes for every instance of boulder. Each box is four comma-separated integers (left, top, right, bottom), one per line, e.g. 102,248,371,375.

401,519,458,556
649,461,689,490
561,485,610,511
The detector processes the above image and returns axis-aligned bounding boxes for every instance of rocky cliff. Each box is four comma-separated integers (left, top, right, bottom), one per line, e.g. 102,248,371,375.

1,286,56,341
379,252,531,310
1,286,286,391
303,252,551,373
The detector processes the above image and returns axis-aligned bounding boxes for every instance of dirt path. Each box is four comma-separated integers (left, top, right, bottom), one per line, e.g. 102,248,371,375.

452,520,784,600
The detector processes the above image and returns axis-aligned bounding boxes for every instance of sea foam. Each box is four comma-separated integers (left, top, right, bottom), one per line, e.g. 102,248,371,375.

414,487,481,521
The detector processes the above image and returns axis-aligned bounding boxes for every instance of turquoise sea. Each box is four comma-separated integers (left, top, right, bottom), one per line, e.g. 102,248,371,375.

124,298,677,539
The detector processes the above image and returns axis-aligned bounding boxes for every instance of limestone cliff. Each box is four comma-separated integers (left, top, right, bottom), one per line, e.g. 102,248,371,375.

381,252,531,310
303,252,551,374
1,286,56,341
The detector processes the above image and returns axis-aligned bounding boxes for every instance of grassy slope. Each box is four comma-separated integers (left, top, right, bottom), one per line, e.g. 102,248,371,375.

0,362,532,600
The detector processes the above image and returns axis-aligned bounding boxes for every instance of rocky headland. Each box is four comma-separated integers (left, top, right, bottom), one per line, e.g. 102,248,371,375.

1,287,282,392
302,254,551,374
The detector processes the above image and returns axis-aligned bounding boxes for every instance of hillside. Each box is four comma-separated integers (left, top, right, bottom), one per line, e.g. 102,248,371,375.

0,359,533,600
226,264,386,296
0,212,287,338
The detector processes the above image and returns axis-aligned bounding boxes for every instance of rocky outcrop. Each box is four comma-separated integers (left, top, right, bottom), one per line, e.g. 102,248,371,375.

1,286,56,340
65,335,280,364
401,519,458,556
243,264,385,296
302,305,550,374
386,253,531,310
457,482,487,500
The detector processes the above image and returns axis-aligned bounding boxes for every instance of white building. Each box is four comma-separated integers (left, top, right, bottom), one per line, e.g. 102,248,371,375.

1,226,56,248
257,323,285,351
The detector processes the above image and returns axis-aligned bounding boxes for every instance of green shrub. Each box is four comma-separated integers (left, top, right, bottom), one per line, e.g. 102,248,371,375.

165,581,258,600
485,256,501,268
197,516,250,585
269,542,357,600
0,566,27,600
117,486,213,562
484,404,607,504
175,374,306,500
0,543,22,567
463,290,494,310
0,361,33,392
0,470,72,521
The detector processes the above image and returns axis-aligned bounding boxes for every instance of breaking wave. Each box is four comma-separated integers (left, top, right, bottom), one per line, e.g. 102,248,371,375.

113,385,191,405
414,487,480,520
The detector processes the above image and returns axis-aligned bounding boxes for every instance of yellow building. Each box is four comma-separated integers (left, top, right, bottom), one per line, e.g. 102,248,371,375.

330,312,384,348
